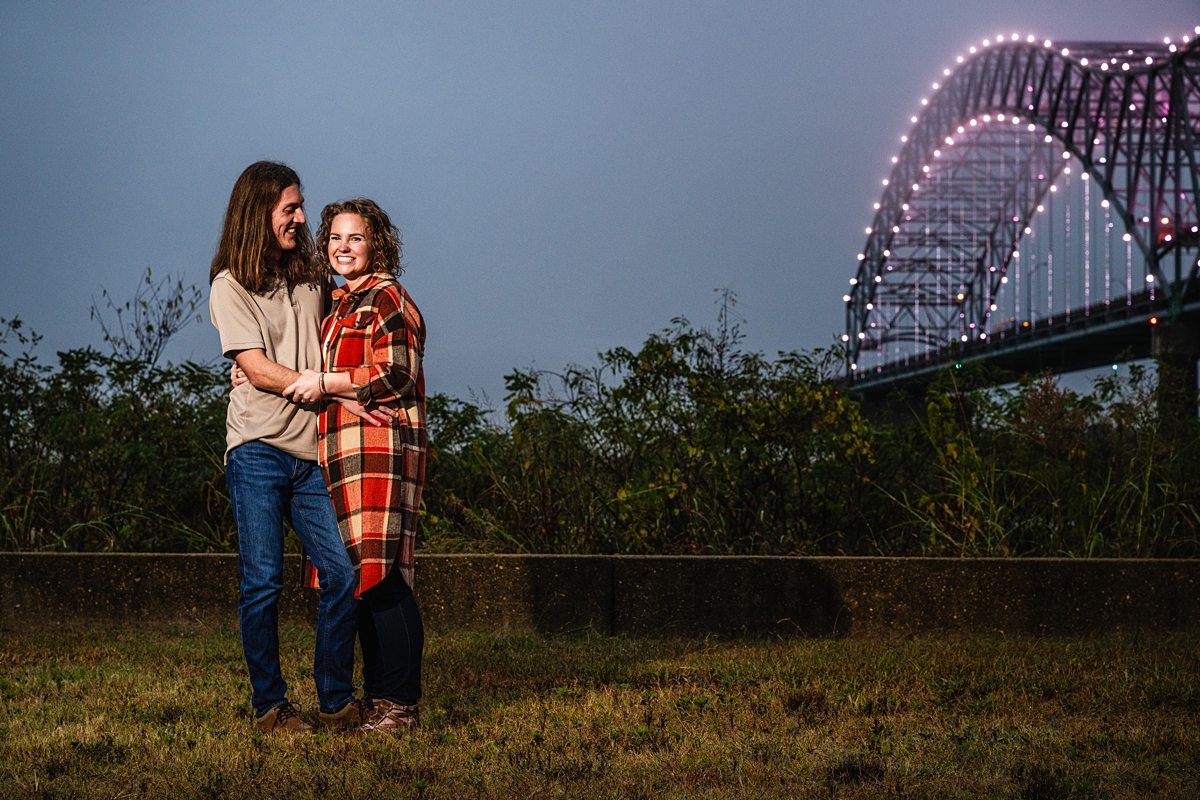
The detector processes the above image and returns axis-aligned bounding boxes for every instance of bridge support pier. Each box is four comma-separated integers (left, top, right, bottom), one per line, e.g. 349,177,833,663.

1151,319,1200,418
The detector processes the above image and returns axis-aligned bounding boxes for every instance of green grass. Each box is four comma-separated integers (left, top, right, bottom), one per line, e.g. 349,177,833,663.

1,625,1197,799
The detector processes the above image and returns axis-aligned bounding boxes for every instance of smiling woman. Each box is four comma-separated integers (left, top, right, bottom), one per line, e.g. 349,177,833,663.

327,214,373,289
283,197,428,734
317,199,404,284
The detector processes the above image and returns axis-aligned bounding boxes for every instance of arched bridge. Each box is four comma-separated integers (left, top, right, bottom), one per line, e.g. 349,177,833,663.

846,28,1200,399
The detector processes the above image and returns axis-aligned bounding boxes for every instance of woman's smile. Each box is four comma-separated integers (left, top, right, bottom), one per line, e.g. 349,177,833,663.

327,213,374,289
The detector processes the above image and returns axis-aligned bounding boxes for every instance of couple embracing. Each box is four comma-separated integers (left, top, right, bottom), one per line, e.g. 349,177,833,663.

209,161,425,735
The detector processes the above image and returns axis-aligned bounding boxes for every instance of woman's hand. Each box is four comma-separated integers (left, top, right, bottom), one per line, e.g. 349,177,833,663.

283,369,324,403
230,363,248,389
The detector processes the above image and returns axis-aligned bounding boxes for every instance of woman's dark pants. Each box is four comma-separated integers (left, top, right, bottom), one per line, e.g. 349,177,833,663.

358,567,424,705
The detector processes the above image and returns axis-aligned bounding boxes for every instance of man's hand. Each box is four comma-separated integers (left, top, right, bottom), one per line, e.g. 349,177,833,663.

283,369,324,404
230,363,249,389
372,402,403,422
334,397,400,426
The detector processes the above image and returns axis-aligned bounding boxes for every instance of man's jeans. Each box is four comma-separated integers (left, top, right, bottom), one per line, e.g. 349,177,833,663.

227,440,357,716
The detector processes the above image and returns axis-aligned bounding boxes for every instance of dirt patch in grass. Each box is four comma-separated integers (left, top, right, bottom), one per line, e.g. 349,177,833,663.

0,625,1197,798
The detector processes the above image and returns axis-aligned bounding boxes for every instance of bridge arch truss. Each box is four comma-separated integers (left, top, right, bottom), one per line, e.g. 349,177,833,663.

847,32,1200,380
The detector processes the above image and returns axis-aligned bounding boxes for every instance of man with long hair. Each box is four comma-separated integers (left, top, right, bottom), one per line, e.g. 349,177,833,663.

208,161,364,733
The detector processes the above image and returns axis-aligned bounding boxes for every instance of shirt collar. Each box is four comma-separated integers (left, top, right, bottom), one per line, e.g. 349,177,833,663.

332,273,388,303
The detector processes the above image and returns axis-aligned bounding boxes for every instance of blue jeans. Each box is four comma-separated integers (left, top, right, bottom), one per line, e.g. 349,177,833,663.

227,440,357,716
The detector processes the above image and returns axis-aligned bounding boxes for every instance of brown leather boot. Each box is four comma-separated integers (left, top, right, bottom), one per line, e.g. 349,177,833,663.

354,699,419,735
318,698,368,731
255,702,314,734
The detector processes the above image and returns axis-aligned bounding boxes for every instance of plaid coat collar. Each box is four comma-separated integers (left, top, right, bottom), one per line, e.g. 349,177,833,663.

331,273,391,305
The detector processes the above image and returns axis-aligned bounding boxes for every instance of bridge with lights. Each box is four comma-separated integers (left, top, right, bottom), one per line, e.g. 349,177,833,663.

845,27,1200,408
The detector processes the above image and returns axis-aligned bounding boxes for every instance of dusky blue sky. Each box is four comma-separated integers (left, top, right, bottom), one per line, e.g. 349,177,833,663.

2,1,1196,400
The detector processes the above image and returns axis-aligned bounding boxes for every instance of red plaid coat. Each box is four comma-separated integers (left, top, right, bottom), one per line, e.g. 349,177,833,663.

310,274,426,594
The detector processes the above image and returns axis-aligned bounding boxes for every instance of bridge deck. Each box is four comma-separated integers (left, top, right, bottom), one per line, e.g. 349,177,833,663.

848,290,1200,397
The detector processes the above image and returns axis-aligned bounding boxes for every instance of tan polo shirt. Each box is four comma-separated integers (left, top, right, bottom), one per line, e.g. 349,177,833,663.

209,270,329,461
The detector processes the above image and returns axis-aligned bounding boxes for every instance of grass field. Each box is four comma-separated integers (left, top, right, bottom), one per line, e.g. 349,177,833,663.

0,624,1197,799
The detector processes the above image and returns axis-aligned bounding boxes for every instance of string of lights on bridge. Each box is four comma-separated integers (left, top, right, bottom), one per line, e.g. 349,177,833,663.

842,25,1200,376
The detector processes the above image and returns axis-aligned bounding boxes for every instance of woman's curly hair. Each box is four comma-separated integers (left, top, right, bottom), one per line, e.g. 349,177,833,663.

316,198,403,278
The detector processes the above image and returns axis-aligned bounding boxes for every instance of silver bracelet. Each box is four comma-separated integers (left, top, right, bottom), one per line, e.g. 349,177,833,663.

318,372,326,396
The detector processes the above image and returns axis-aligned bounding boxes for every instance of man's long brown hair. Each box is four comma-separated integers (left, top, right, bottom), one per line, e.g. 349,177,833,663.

209,161,318,293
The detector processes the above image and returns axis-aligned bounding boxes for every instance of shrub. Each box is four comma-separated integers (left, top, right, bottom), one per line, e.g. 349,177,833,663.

0,317,232,551
3,282,1197,558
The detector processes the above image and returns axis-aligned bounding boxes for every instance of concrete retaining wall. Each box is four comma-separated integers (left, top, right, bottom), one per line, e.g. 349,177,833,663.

2,553,1196,637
